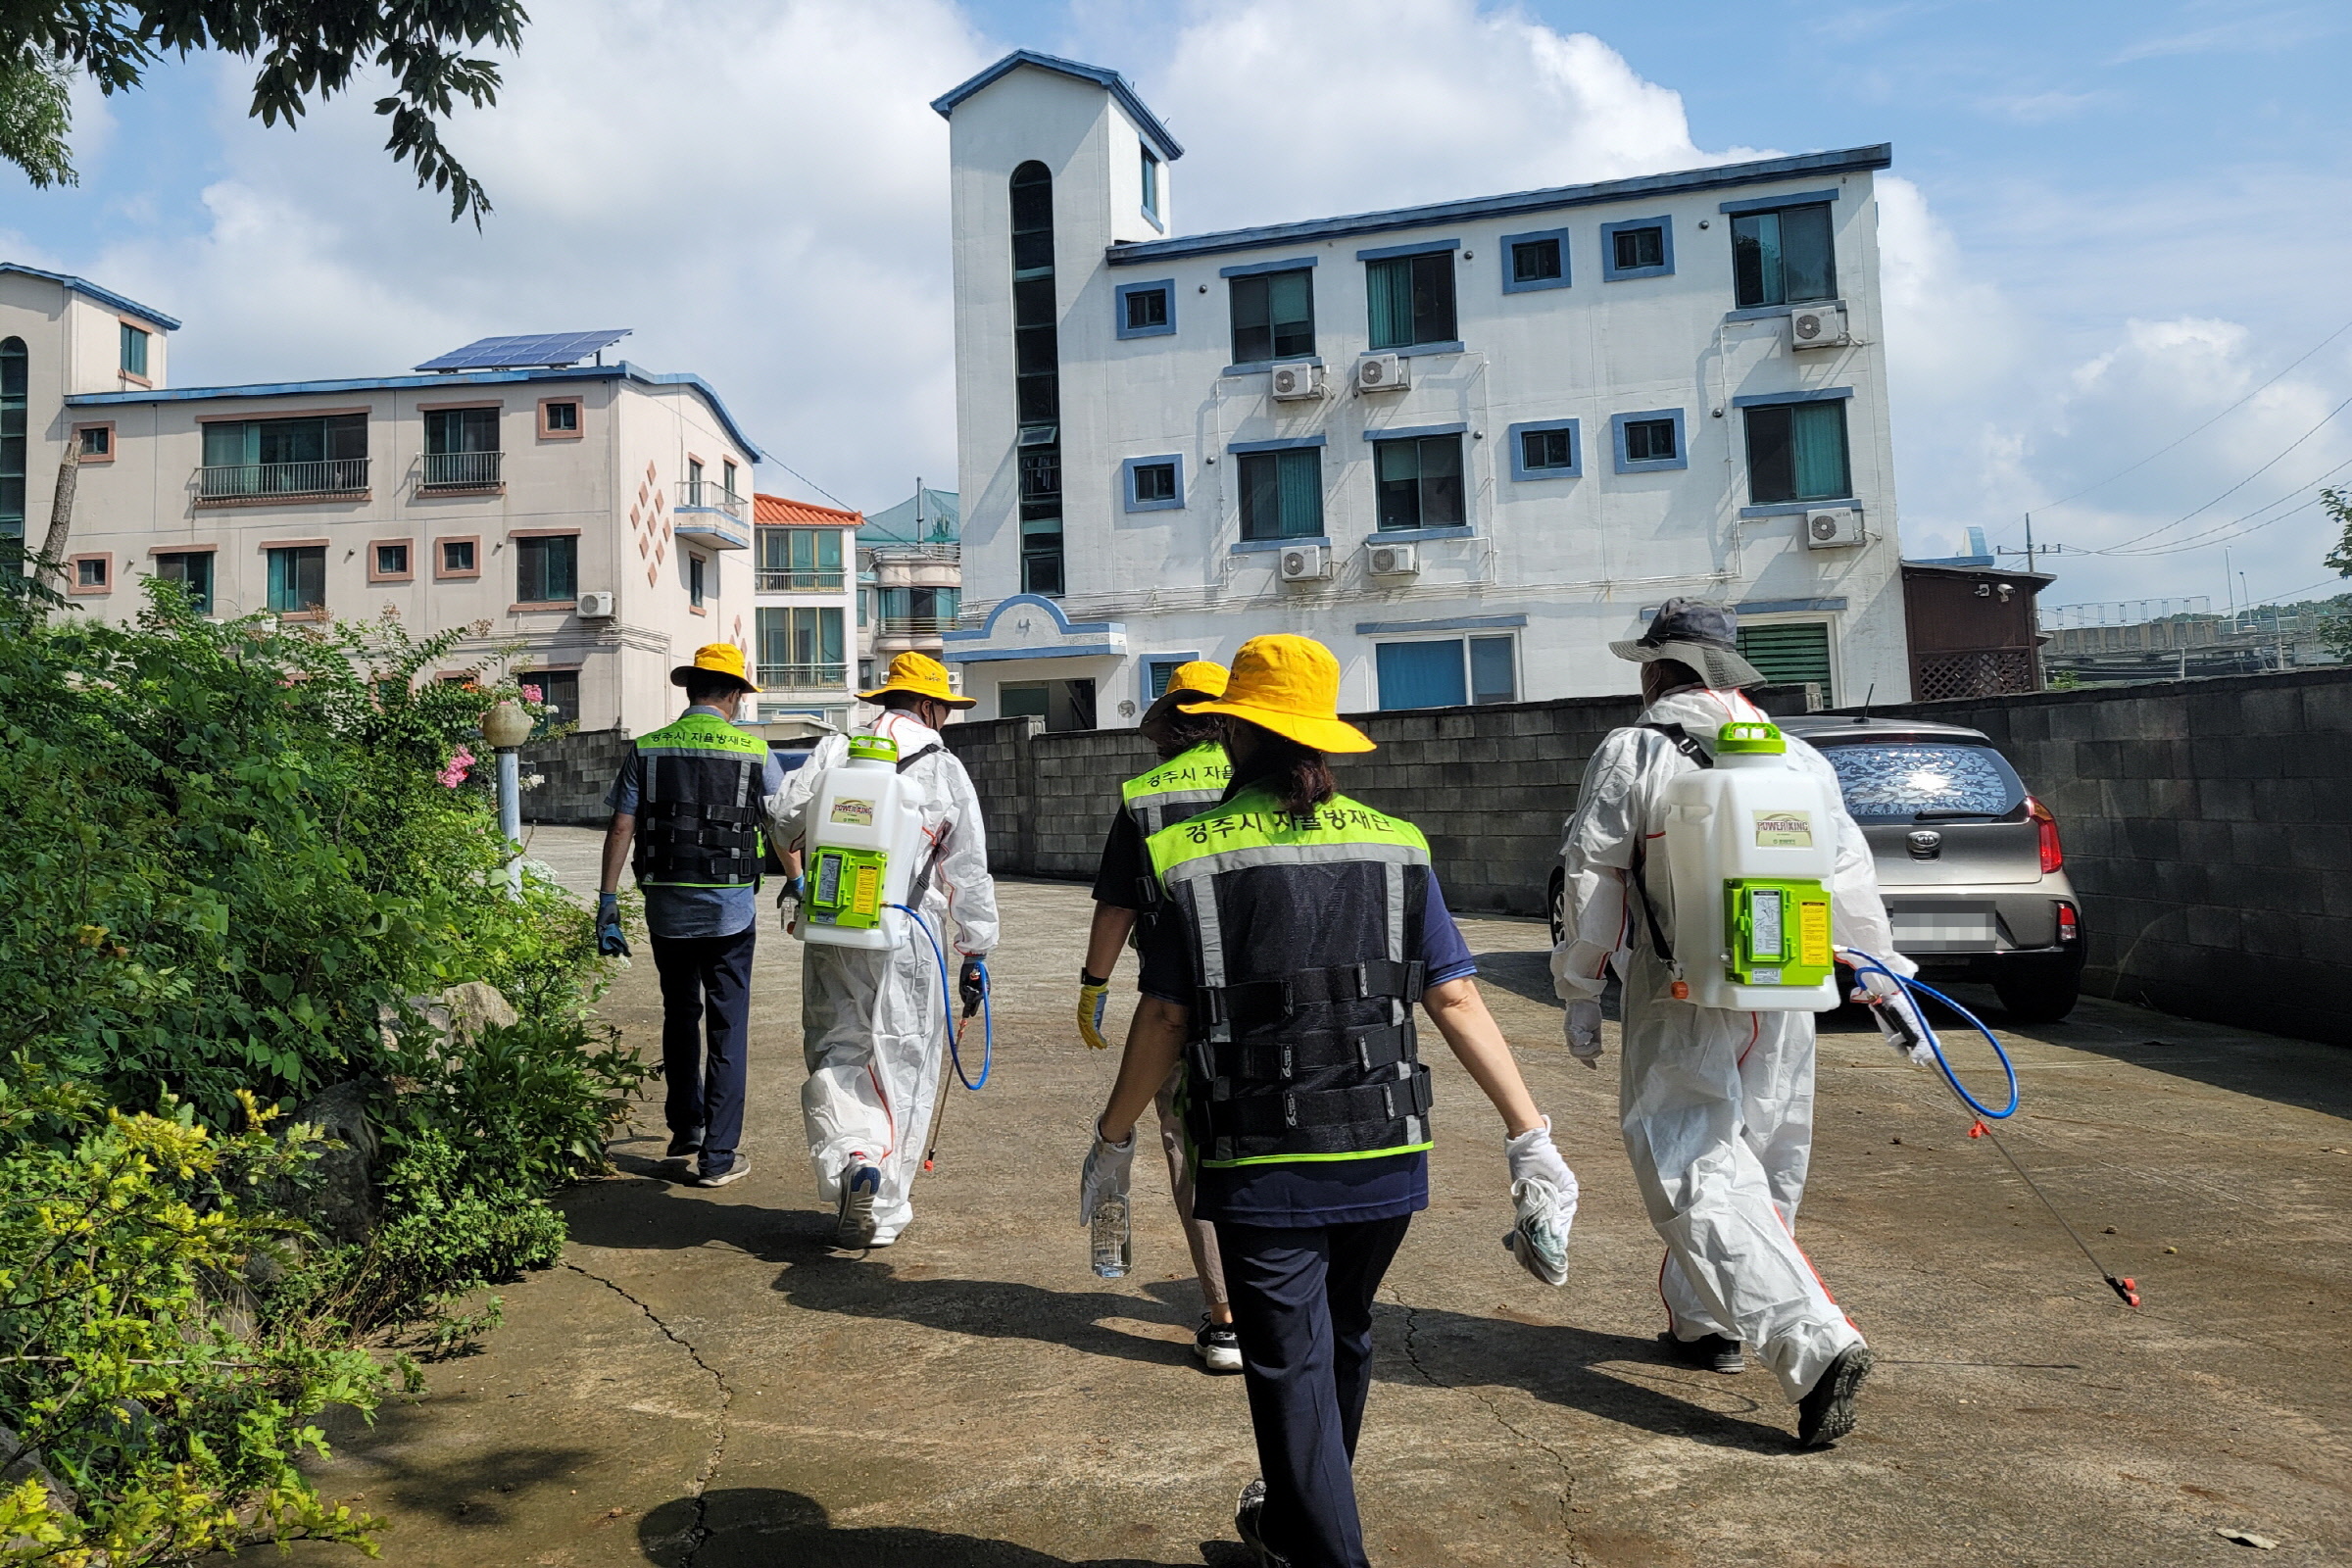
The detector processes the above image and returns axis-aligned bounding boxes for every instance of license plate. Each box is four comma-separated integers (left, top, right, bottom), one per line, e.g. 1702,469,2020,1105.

1892,912,1996,950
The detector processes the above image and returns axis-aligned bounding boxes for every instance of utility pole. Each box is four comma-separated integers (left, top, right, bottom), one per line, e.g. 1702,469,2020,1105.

1996,514,2069,571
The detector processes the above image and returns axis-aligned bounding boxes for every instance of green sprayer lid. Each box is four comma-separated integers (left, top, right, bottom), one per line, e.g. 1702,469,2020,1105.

1715,720,1786,755
848,735,900,762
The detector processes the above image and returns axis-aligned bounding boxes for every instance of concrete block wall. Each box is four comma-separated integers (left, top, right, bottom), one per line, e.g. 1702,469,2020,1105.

520,728,634,826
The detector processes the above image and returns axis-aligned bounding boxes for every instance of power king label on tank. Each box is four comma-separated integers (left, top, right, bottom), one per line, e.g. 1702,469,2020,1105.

1752,809,1814,848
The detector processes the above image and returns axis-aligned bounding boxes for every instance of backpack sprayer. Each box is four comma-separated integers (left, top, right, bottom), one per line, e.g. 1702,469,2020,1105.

1655,720,2139,1309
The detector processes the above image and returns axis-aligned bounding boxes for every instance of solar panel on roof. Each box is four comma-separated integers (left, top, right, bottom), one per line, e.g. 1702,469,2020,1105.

414,329,632,372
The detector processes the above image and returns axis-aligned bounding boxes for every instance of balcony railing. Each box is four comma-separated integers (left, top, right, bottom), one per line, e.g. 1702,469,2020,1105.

757,662,849,691
756,569,848,593
197,458,369,503
421,450,503,490
878,615,957,637
678,481,749,522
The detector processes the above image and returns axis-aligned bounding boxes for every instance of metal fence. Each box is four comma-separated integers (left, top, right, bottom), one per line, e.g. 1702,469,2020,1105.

421,450,503,490
197,458,369,502
757,662,849,690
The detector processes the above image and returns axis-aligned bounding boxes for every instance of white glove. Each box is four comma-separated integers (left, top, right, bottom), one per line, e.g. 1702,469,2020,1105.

1563,1001,1604,1067
1505,1117,1574,1191
1078,1122,1135,1226
1851,967,1936,1067
1502,1119,1579,1287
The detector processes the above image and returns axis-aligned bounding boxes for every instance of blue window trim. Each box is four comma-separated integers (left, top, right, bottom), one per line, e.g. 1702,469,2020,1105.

1740,500,1860,518
1138,206,1164,234
1611,409,1688,473
1499,227,1572,293
1599,216,1675,281
1397,339,1465,358
1360,421,1467,444
1114,279,1177,340
930,50,1184,161
1732,385,1854,408
1724,299,1844,323
1505,418,1582,480
1355,238,1459,262
1231,534,1330,556
1139,651,1201,704
1222,355,1323,377
1718,187,1840,215
1121,454,1186,513
1362,524,1475,544
941,592,1121,643
1219,256,1318,279
1140,146,1163,230
1355,612,1527,635
946,643,1123,664
1739,597,1848,614
1228,434,1327,455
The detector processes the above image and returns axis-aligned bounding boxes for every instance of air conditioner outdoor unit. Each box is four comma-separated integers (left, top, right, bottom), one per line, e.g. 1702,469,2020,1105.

1788,304,1848,350
1354,353,1407,393
1277,543,1333,582
1269,360,1323,400
1803,508,1864,549
576,589,616,618
1366,542,1419,577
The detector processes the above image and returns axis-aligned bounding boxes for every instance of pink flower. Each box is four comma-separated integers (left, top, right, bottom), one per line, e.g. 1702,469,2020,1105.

437,745,475,788
521,685,542,703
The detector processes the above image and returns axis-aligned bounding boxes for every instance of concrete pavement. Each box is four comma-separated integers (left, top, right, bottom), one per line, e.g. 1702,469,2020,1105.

287,832,2351,1565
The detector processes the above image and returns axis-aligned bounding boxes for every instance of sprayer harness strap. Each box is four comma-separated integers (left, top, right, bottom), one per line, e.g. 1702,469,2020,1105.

1208,1067,1435,1137
1627,723,1714,967
890,740,951,906
1194,958,1426,1029
1192,1019,1417,1090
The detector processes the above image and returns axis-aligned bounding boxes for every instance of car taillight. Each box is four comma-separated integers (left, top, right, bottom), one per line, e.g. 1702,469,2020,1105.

2056,903,2080,943
2029,796,2063,874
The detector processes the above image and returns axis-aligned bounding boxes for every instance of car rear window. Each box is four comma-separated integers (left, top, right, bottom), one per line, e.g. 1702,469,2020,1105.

1812,740,2025,822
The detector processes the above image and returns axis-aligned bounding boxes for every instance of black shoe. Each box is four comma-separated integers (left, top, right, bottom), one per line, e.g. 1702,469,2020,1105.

1795,1345,1874,1448
1194,1317,1242,1374
1658,1330,1745,1375
665,1132,702,1170
1235,1479,1289,1568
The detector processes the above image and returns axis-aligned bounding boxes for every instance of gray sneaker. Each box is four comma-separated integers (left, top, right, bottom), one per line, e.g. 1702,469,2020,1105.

1659,1330,1745,1375
834,1158,881,1249
695,1157,750,1190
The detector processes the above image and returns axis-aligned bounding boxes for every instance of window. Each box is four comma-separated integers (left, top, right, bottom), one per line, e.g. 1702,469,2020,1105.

439,538,478,577
1011,160,1064,594
722,460,740,500
1364,251,1457,350
999,678,1096,732
423,407,500,489
540,398,580,436
76,424,112,460
154,551,214,613
1229,268,1315,364
1501,227,1570,292
1509,419,1581,480
1374,636,1517,710
0,337,24,540
756,526,844,591
756,606,846,688
1612,410,1688,473
1116,280,1174,339
74,556,108,590
120,322,149,378
1140,145,1160,222
515,534,578,604
266,545,325,613
1732,203,1836,309
1145,658,1191,700
1743,400,1852,503
1122,455,1183,513
1021,518,1065,597
688,553,709,610
1736,622,1836,706
372,542,411,579
516,669,581,729
200,415,368,498
1237,447,1324,541
1601,217,1674,280
1372,434,1464,531
686,457,705,503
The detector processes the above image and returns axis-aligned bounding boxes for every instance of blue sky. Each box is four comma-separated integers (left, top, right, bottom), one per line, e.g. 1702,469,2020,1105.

7,0,2349,613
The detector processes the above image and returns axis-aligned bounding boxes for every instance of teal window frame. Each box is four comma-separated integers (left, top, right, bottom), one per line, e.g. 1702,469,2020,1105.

0,336,24,539
119,321,149,377
1360,243,1458,350
1234,442,1324,541
1741,397,1852,504
514,533,578,604
265,544,325,613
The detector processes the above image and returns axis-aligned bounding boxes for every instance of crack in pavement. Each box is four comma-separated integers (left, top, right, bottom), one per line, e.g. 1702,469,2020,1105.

564,1259,732,1565
1392,1291,1589,1565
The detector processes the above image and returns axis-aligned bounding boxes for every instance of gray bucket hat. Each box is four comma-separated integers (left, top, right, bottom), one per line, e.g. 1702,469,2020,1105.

1608,598,1768,689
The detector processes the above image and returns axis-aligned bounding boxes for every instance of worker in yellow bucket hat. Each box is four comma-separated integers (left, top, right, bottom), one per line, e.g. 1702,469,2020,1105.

1079,633,1575,1567
767,649,998,1249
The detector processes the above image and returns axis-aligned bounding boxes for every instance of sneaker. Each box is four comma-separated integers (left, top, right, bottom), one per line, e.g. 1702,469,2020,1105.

1194,1317,1243,1375
695,1156,750,1190
835,1158,881,1249
1658,1330,1745,1375
1795,1345,1874,1448
665,1133,702,1170
1234,1478,1289,1568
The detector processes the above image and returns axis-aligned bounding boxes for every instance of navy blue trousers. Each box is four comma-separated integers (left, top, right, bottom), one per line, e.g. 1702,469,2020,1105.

650,925,754,1177
1216,1216,1412,1568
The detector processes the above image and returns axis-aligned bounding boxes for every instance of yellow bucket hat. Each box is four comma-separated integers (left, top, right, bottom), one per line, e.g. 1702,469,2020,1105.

1137,660,1229,742
670,642,759,693
1182,634,1373,754
858,650,976,710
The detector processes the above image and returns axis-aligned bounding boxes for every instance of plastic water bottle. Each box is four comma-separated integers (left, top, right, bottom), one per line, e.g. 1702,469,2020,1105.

1090,1196,1132,1279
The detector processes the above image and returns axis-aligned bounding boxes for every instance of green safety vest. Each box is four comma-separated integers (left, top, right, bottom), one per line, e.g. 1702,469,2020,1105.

1146,784,1436,1168
1119,741,1234,838
630,711,771,889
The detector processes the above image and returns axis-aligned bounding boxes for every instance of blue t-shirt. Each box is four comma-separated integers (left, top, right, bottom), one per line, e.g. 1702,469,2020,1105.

606,708,788,941
1138,869,1476,1228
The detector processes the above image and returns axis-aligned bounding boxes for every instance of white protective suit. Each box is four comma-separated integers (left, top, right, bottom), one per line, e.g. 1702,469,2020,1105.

1550,686,1911,1403
769,709,1001,1244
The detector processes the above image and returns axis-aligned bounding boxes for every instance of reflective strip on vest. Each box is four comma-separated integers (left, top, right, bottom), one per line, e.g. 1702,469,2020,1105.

1119,741,1233,839
632,713,771,887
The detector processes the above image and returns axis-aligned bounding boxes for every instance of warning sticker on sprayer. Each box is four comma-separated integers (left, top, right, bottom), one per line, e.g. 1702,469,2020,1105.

829,798,875,826
1752,809,1814,848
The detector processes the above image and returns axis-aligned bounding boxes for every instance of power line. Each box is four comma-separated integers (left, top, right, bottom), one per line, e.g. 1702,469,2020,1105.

771,458,852,511
2086,392,2352,555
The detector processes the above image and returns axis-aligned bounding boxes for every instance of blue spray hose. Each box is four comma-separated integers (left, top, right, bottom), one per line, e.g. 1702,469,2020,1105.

1840,948,2018,1119
890,903,992,1091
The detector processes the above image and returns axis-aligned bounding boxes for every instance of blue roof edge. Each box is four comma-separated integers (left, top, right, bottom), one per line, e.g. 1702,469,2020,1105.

931,49,1184,162
63,360,768,463
1,263,182,329
1103,144,1892,266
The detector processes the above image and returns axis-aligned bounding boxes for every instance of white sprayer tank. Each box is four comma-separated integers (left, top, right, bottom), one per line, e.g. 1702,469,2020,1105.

798,735,925,950
1661,720,1840,1011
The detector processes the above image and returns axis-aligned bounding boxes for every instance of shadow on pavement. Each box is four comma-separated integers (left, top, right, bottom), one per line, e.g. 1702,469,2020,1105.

638,1488,1192,1566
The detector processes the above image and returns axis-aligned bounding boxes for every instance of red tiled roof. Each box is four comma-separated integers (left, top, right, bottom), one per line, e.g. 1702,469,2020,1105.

754,493,862,526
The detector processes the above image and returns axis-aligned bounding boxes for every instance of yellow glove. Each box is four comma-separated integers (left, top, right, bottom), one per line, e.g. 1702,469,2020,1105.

1077,970,1112,1051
